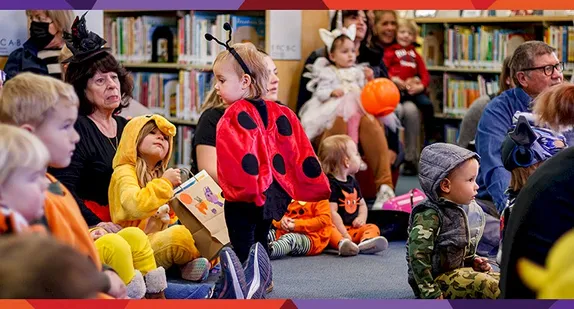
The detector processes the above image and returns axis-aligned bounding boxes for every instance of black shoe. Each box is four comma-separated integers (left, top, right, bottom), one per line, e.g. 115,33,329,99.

402,161,418,176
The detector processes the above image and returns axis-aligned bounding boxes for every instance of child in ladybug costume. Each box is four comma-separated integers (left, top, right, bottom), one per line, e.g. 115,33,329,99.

205,26,331,266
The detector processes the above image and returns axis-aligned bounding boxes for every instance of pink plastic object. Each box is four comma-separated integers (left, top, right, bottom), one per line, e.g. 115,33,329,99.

374,188,426,213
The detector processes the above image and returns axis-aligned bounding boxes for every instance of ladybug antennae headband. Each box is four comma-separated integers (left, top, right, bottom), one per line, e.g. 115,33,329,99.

205,23,252,76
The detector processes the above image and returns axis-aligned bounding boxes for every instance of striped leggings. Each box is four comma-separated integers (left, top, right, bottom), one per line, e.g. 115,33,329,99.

267,229,311,259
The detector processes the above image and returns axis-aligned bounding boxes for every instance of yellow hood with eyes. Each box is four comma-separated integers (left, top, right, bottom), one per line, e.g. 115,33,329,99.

109,114,177,228
112,114,176,169
518,229,574,299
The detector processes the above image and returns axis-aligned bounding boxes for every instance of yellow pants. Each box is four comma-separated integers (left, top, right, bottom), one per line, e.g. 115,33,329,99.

147,225,201,269
94,227,157,285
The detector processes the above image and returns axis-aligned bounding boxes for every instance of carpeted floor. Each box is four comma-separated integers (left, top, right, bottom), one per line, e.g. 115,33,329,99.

265,175,421,299
166,176,422,299
267,241,413,299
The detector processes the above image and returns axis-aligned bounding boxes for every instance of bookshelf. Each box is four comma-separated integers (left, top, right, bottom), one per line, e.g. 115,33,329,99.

102,10,267,168
412,10,574,143
102,10,329,167
121,62,212,71
413,15,574,24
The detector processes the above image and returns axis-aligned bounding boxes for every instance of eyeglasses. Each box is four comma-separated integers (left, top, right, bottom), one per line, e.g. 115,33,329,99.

521,62,564,76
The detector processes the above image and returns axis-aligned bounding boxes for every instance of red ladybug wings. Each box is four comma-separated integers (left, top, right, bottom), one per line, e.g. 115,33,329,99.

216,100,331,206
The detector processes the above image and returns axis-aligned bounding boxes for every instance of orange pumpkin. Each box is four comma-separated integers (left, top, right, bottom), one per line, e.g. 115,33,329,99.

361,78,400,117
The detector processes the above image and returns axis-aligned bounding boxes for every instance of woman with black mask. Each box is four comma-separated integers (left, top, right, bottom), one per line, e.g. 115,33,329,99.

4,10,74,81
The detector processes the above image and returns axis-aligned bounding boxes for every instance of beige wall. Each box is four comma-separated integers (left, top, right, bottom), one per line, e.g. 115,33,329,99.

268,10,330,111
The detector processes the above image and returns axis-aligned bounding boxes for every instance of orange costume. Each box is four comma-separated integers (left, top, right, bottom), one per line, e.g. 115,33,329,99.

271,200,332,256
44,173,102,267
0,174,113,298
329,187,380,248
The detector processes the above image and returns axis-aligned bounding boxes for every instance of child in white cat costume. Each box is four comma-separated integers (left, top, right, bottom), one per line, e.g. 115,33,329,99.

298,24,371,145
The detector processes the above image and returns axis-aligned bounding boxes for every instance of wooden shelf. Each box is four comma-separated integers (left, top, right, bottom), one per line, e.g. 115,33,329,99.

427,65,574,76
427,66,501,74
167,117,198,126
414,15,574,24
120,62,212,71
435,113,464,120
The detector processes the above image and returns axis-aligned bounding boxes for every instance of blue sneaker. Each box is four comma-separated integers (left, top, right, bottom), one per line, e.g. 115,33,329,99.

243,242,273,299
212,247,247,299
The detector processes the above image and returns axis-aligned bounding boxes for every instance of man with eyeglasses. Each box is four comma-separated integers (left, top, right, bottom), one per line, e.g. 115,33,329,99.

474,41,564,217
473,41,566,299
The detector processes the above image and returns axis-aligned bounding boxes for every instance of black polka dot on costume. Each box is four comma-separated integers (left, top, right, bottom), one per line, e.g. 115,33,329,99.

273,154,286,175
276,115,292,136
238,111,257,130
353,232,358,238
302,156,322,178
241,154,259,176
298,209,305,215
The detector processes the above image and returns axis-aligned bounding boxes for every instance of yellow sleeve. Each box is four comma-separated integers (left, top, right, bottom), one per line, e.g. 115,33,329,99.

109,164,173,223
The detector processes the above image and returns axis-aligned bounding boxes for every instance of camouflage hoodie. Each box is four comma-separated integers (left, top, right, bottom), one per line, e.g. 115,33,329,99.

406,143,480,299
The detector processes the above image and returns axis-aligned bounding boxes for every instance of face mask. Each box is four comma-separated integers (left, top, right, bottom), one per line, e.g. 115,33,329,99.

29,21,55,49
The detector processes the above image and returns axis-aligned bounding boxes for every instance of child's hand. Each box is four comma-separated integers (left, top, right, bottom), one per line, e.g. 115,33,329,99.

95,222,122,233
90,228,107,241
364,67,375,81
280,216,294,231
407,83,425,96
331,89,345,98
406,77,421,85
163,168,182,187
389,150,398,166
352,217,366,228
437,293,444,299
391,77,406,90
287,221,295,231
472,256,492,272
104,270,128,299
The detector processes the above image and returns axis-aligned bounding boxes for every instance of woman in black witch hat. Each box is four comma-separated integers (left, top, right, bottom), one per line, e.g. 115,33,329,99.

49,12,133,230
4,10,75,81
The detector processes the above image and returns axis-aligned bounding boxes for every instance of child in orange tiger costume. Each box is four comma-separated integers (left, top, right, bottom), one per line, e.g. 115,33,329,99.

268,199,332,259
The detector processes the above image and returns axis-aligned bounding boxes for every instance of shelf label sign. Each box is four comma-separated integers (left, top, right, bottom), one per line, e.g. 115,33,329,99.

0,11,27,56
269,10,302,60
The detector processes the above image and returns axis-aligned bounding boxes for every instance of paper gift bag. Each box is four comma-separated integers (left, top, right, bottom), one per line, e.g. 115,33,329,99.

169,170,229,260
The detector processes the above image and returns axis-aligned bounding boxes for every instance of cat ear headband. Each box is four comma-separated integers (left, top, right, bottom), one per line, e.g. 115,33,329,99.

319,23,357,51
205,23,252,76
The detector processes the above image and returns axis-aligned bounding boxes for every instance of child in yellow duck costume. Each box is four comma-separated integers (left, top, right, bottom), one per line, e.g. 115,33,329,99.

518,229,574,299
108,114,209,282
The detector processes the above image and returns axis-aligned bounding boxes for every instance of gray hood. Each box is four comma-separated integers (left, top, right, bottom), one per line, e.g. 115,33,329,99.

418,143,480,203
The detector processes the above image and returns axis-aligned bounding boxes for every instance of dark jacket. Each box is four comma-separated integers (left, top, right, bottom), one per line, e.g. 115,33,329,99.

407,198,474,298
500,146,574,298
4,40,50,81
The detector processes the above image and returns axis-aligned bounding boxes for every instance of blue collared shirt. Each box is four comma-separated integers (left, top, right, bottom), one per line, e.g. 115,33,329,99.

475,87,532,213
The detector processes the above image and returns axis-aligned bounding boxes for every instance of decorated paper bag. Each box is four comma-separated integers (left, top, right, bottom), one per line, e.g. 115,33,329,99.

169,170,229,260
